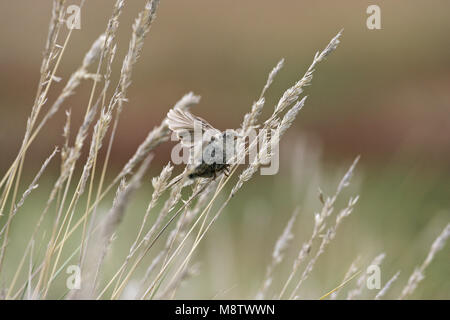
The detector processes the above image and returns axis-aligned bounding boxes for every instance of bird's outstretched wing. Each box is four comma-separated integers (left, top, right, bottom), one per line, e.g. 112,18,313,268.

167,108,220,148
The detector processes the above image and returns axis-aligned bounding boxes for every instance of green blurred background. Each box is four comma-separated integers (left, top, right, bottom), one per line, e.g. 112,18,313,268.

0,0,449,299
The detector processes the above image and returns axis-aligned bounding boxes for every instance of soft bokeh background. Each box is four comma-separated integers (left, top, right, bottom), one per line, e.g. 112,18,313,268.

0,0,449,299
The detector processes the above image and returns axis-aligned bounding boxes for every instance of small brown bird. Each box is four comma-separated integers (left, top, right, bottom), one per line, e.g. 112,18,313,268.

167,108,239,181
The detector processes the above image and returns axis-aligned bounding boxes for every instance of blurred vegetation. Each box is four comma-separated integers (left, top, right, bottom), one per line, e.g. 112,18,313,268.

0,0,449,299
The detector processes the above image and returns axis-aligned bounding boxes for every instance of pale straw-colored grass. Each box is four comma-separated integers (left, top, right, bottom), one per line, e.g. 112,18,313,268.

0,0,448,301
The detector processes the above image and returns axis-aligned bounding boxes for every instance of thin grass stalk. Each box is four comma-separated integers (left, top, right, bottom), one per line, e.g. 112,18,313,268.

70,155,152,299
399,223,450,299
256,208,299,299
279,155,358,299
375,271,400,300
0,148,59,272
289,194,359,299
141,31,342,296
97,181,209,299
329,256,361,300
